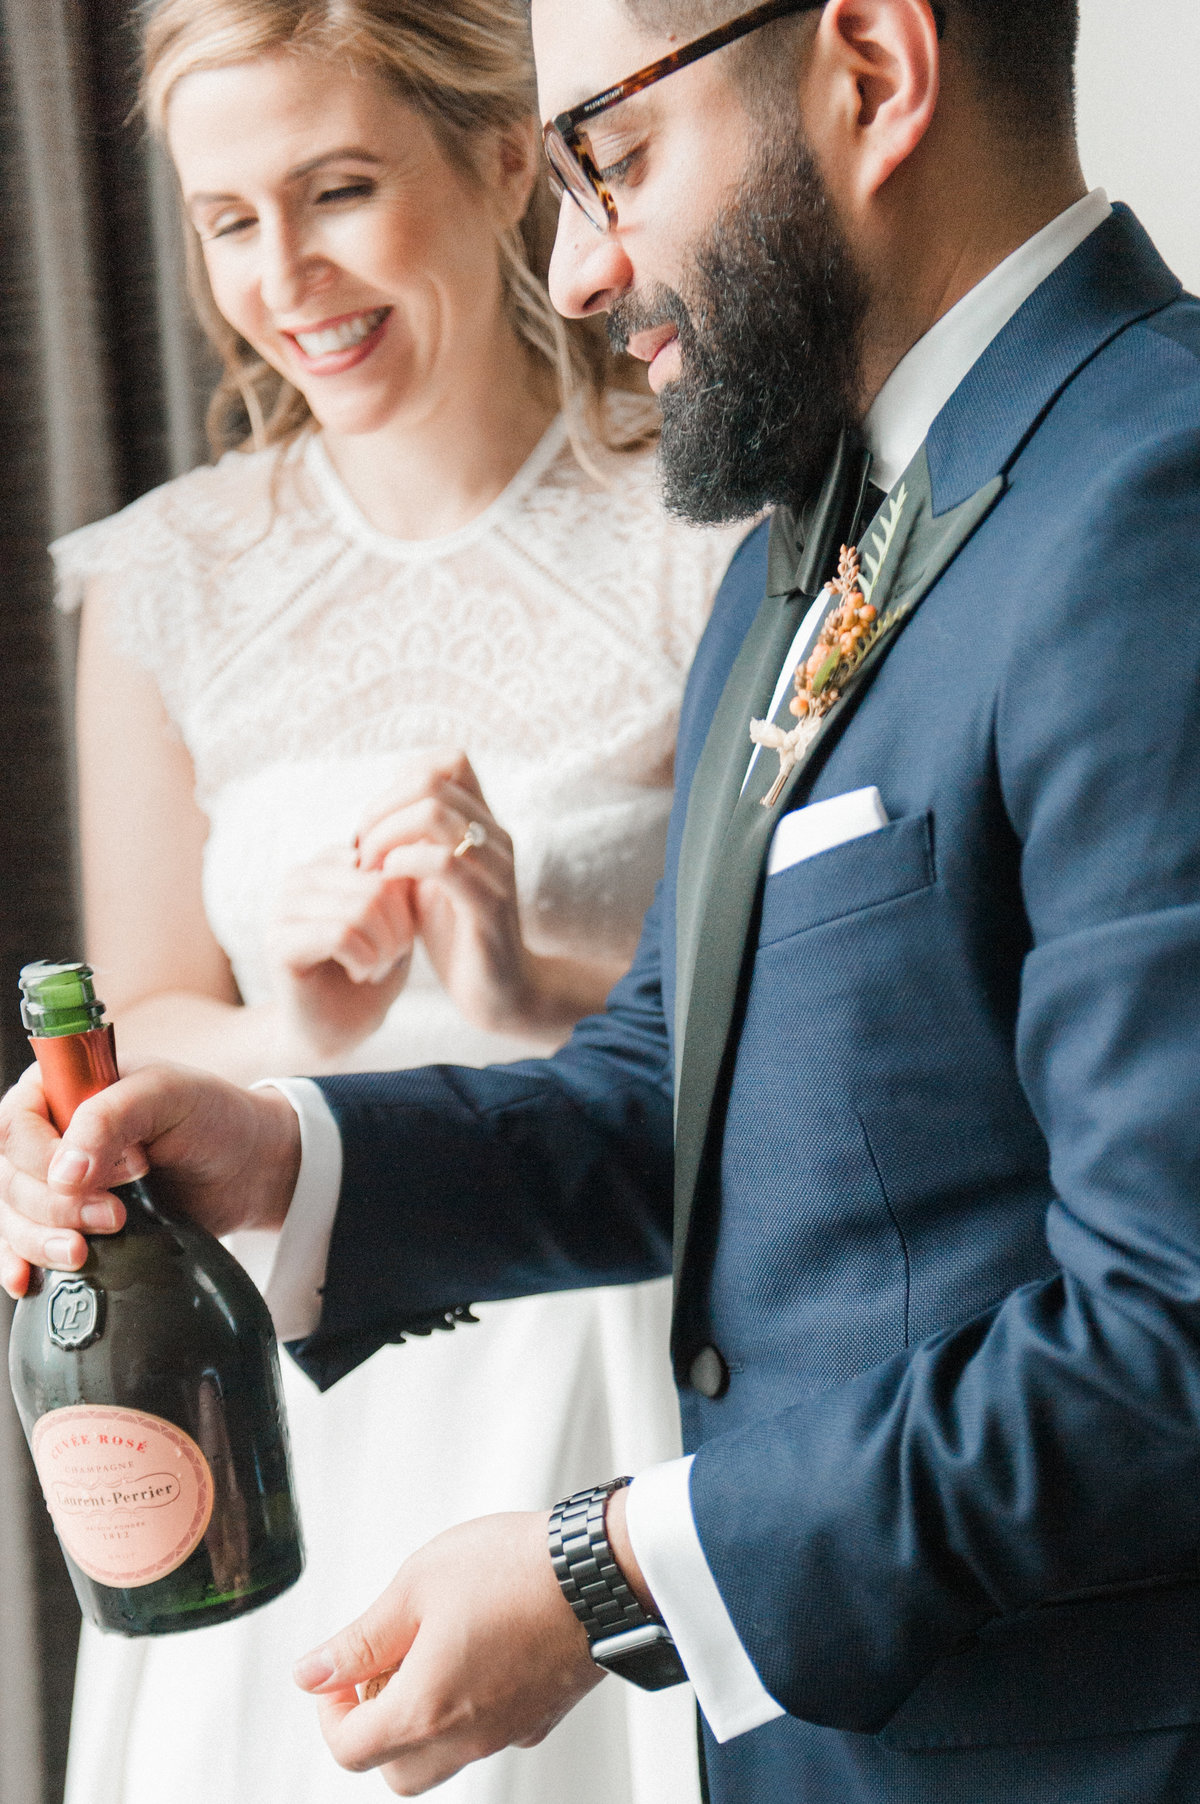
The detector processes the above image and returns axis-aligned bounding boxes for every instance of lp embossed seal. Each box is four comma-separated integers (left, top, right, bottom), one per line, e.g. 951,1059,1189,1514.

47,1277,103,1351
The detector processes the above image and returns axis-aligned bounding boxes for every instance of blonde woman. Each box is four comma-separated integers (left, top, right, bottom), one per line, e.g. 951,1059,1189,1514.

52,2,741,1800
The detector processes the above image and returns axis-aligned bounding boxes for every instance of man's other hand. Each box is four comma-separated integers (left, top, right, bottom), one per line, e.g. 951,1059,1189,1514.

0,1061,301,1296
294,1511,604,1795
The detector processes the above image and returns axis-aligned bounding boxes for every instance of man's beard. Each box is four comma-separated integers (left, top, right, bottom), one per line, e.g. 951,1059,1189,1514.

608,134,868,524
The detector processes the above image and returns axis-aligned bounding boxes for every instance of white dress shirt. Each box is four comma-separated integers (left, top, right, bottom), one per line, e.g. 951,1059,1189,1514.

261,189,1111,1744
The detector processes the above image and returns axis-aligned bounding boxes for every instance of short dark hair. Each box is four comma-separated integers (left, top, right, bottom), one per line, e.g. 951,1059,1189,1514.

623,0,1079,140
948,0,1078,135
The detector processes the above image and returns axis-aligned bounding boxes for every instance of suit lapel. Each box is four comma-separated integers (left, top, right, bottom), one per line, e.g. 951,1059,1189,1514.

671,447,1004,1290
671,568,809,1093
673,431,871,1091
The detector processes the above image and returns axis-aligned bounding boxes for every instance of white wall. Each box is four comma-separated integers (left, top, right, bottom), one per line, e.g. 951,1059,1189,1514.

1076,0,1200,290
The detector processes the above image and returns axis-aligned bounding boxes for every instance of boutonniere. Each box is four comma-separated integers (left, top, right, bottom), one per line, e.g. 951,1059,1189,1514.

750,484,908,807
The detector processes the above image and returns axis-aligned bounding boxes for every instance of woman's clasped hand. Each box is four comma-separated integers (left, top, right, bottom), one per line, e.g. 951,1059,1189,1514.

272,749,618,1060
270,752,522,1059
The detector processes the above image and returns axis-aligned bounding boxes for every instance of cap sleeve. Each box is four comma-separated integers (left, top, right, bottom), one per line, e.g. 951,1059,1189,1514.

47,448,282,721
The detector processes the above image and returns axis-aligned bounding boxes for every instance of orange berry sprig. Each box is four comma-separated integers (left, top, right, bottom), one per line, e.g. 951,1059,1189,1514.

788,543,879,722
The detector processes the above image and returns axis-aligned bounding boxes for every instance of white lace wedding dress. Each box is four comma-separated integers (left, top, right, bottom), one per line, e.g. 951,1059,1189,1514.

52,415,740,1804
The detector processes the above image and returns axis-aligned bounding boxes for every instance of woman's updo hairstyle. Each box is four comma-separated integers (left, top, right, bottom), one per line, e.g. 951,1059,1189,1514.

142,0,648,459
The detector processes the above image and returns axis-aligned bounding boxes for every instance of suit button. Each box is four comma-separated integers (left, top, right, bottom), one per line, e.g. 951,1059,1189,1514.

688,1345,729,1399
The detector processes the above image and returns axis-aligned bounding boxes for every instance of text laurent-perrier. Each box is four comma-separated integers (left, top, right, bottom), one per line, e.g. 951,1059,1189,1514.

8,961,304,1634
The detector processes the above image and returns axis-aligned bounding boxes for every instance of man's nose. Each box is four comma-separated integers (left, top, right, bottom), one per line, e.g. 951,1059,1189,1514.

547,192,633,319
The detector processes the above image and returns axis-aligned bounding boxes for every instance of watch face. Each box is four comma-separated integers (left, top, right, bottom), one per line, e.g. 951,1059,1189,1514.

590,1623,689,1692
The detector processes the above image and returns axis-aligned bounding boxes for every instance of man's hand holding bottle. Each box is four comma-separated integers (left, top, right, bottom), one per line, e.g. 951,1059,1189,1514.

0,1057,299,1296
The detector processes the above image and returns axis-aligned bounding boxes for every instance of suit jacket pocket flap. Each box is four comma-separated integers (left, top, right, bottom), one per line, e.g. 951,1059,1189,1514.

757,810,935,947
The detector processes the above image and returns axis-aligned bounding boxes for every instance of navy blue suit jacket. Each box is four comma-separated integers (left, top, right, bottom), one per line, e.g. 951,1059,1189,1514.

294,209,1200,1800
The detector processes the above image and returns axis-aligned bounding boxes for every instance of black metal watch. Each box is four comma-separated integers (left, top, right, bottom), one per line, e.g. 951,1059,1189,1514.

548,1477,688,1691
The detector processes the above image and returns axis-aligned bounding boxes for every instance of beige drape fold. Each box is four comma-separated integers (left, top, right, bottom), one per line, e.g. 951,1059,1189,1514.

2,0,116,540
1,4,106,1799
0,4,210,1800
0,1299,44,1804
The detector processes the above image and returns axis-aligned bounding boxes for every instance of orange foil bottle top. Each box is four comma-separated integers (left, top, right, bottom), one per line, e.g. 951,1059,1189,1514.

30,1023,120,1135
19,961,120,1133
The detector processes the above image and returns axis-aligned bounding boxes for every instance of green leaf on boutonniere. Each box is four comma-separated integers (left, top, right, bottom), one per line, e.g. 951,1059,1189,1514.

812,649,841,694
860,483,908,604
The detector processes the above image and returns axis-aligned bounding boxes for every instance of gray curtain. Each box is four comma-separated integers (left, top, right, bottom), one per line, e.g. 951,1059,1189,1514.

0,3,211,1799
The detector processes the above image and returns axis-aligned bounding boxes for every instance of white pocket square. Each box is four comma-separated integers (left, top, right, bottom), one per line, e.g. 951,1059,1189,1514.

766,786,889,878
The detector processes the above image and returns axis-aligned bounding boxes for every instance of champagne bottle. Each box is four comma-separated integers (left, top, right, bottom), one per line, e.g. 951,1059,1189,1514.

7,961,304,1635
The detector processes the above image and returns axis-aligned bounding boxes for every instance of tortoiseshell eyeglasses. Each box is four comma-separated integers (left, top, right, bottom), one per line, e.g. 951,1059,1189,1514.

543,0,946,234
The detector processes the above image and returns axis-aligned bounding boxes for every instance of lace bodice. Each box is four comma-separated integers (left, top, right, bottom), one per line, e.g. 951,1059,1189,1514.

53,419,742,1071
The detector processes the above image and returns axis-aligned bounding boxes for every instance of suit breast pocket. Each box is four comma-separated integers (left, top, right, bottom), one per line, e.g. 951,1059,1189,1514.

757,809,936,947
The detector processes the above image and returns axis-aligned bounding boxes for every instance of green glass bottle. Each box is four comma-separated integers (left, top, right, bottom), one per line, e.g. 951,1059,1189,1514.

7,961,304,1635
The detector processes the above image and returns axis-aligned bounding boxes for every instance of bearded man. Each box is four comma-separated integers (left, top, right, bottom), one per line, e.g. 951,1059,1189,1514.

5,1,1200,1799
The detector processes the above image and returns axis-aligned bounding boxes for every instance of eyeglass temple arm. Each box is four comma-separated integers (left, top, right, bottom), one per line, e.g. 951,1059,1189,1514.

558,0,945,135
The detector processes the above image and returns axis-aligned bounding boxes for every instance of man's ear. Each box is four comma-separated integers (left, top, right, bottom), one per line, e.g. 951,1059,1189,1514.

483,118,541,231
803,0,940,207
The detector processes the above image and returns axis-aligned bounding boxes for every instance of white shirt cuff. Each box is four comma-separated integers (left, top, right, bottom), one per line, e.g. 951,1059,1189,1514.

252,1077,343,1341
625,1456,785,1742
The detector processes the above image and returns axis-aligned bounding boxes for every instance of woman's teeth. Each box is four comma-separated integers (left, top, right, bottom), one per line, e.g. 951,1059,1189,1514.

293,309,387,356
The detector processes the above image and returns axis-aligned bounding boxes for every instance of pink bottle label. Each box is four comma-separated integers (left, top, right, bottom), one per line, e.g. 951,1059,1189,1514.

32,1405,214,1588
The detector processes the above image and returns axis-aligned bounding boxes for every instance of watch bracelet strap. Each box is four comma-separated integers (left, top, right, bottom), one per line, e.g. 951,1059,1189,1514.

548,1477,663,1644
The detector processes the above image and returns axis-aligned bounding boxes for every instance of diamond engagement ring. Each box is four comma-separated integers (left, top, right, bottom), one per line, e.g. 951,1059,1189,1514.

453,820,488,859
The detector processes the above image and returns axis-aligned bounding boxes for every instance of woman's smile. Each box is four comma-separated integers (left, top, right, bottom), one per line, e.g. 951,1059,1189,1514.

283,305,392,375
